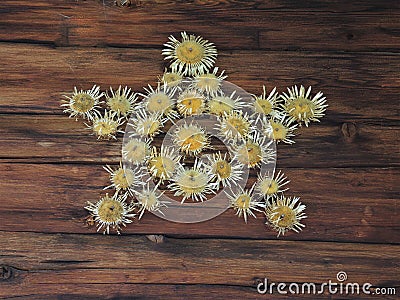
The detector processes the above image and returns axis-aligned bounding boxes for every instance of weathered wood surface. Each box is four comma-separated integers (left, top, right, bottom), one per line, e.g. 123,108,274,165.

0,0,399,299
0,232,398,299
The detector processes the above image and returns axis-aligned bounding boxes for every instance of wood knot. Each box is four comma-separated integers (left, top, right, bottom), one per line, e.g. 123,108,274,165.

0,265,13,280
341,122,357,141
146,235,164,244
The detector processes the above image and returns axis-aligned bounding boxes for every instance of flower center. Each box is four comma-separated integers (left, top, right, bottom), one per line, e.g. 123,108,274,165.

107,96,131,115
270,121,288,141
214,160,232,179
235,194,251,209
124,140,149,162
113,168,134,189
147,92,173,114
254,98,272,115
287,97,314,119
149,155,175,179
179,170,208,194
179,96,204,115
98,199,124,223
71,93,95,113
208,96,235,115
259,178,278,195
93,120,118,136
237,141,262,167
270,206,296,228
176,41,205,64
226,116,250,137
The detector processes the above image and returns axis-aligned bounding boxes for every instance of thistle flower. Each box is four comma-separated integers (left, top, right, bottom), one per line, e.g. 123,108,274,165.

256,170,289,199
208,91,246,116
251,86,281,123
227,185,264,223
177,89,206,117
122,138,151,165
264,115,298,144
265,196,307,237
138,83,179,120
103,161,143,195
174,121,210,156
129,109,166,138
88,110,125,140
61,85,103,120
106,86,136,117
234,132,275,168
134,183,168,219
281,85,327,127
217,110,253,142
205,152,243,188
162,31,217,76
159,67,184,87
85,193,135,234
191,67,227,96
168,159,218,203
148,145,182,183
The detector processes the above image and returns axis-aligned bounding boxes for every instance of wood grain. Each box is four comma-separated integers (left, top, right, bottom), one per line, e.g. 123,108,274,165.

0,1,399,51
0,163,398,243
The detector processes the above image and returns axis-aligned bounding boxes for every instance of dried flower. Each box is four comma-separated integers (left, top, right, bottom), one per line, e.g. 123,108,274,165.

88,110,124,140
265,196,307,237
85,193,135,234
256,170,289,198
177,89,206,117
281,85,327,127
148,145,182,183
122,138,151,165
205,152,243,187
227,185,264,223
162,31,217,76
251,86,281,123
168,159,217,203
264,115,298,144
134,183,168,219
217,110,253,142
129,109,166,138
191,67,227,96
138,83,179,120
234,132,275,168
174,121,210,156
103,161,143,195
208,91,246,116
159,67,184,87
106,86,136,117
61,85,103,120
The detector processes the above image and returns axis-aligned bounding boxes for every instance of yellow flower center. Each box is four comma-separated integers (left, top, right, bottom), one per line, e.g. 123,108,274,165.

208,96,235,115
259,178,278,195
270,120,288,141
213,160,232,179
270,206,296,228
112,168,134,189
287,97,314,120
254,98,272,115
139,119,161,136
196,73,220,92
71,93,95,113
148,155,175,179
181,134,206,152
93,120,118,137
225,116,250,137
237,141,262,167
178,169,208,194
147,92,173,114
98,198,124,223
107,96,131,115
234,194,251,209
178,96,204,116
162,72,182,86
123,140,149,163
138,192,158,209
176,41,205,64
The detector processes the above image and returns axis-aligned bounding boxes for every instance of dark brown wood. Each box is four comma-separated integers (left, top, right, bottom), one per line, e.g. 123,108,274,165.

0,0,399,298
0,232,398,299
0,1,399,51
0,163,398,243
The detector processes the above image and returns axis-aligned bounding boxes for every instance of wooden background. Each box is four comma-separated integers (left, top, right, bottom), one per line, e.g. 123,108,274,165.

0,0,399,299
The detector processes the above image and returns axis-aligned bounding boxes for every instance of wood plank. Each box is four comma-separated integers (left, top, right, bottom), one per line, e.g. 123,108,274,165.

0,44,399,121
0,232,398,298
0,114,398,167
0,164,398,243
0,1,399,51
